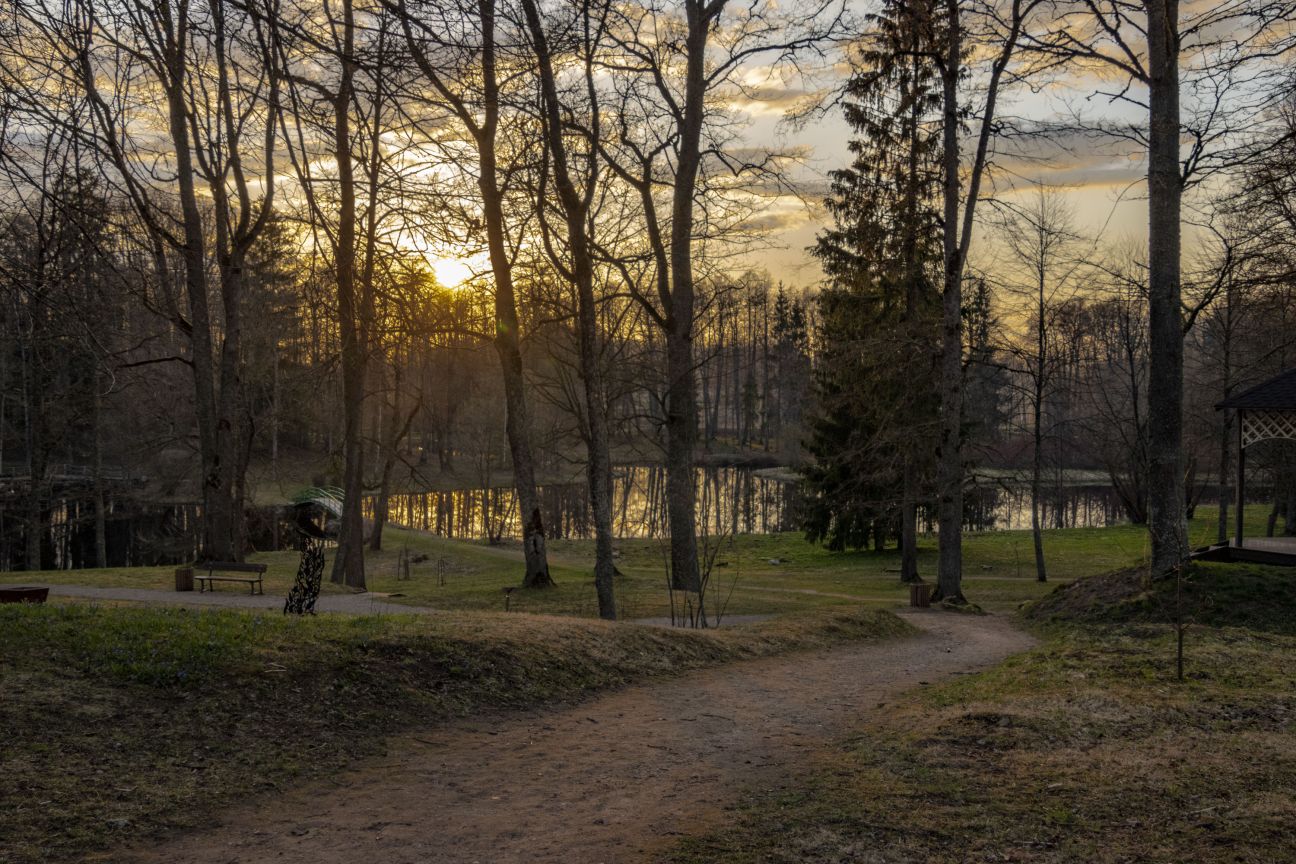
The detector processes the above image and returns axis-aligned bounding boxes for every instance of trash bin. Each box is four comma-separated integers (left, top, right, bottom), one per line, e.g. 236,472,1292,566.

909,582,932,608
175,567,194,592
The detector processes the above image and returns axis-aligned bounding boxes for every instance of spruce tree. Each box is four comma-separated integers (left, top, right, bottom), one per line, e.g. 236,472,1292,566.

803,0,943,573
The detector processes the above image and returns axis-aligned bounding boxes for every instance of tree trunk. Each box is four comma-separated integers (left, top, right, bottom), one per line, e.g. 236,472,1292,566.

1031,405,1048,583
933,0,965,603
165,56,237,563
900,457,920,582
1216,407,1231,545
215,250,247,561
329,0,367,590
659,0,711,615
1032,269,1047,583
370,362,409,553
20,329,43,571
520,0,614,615
93,375,107,568
271,342,280,478
473,0,552,589
1144,0,1190,575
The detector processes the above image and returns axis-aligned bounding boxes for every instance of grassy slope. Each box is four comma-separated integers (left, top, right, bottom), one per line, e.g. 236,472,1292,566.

5,505,1273,618
0,603,911,864
669,560,1296,864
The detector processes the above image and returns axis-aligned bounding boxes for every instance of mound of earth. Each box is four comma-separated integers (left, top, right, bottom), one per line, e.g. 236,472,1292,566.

1025,561,1296,635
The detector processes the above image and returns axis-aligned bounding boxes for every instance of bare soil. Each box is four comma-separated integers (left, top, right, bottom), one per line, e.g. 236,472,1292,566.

122,610,1033,864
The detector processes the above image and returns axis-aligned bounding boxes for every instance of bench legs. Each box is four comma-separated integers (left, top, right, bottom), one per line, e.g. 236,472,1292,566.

190,575,264,595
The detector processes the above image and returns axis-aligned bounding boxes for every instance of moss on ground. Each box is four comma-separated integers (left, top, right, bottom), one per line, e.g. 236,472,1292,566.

0,603,911,864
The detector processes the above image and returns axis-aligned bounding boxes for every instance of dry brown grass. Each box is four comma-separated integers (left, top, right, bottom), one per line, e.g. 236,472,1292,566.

672,580,1296,863
0,603,912,864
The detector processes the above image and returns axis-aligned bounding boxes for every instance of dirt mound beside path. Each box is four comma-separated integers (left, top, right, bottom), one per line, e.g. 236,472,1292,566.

124,610,1034,864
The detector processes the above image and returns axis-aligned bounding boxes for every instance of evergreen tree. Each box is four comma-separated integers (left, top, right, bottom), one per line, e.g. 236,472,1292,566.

802,0,943,573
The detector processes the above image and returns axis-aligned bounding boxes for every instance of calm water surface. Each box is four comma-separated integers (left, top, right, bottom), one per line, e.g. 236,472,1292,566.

373,465,1131,542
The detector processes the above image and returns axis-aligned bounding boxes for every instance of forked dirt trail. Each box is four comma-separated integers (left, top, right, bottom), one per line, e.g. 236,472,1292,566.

126,611,1033,864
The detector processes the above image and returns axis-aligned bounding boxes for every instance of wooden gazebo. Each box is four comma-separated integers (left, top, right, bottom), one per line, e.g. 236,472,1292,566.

1206,368,1296,566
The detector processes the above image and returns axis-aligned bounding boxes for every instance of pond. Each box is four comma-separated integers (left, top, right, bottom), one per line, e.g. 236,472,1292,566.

3,465,1234,571
371,465,1135,542
0,497,201,571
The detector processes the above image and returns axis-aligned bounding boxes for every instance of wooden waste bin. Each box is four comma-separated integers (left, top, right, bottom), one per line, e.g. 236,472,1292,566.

175,566,194,592
909,582,932,608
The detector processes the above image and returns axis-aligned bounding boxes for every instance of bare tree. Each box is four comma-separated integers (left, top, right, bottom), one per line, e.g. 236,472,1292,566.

395,0,555,588
519,0,617,617
1029,0,1296,574
5,0,284,563
932,0,1044,602
593,0,845,618
994,184,1082,581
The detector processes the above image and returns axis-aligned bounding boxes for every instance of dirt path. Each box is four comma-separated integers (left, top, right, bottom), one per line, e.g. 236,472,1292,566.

125,611,1034,864
36,584,432,616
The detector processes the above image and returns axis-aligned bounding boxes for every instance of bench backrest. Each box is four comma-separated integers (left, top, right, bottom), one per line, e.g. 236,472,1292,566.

205,561,268,574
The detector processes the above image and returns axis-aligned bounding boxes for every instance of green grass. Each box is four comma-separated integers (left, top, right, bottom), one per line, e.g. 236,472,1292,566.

5,504,1275,618
0,602,912,864
668,558,1296,863
4,507,1288,862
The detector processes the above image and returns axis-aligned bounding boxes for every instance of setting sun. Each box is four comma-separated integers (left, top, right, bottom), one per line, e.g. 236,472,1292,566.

428,255,483,289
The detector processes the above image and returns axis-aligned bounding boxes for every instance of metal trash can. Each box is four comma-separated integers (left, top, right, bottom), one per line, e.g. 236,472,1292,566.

909,582,932,608
175,567,194,592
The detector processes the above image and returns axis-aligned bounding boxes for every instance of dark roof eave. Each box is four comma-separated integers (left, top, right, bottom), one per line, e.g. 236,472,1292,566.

1216,367,1296,411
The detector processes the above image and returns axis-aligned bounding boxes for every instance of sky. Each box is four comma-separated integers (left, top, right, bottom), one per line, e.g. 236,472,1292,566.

748,78,1154,289
733,0,1205,291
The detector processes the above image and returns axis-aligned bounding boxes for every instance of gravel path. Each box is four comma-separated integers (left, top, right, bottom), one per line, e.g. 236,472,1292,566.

122,610,1035,864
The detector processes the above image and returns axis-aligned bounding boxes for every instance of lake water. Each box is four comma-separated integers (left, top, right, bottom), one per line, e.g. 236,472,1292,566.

373,465,1132,542
0,465,1187,571
0,497,201,571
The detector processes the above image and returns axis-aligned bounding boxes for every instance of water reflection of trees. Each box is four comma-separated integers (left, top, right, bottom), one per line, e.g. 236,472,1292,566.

379,467,801,542
376,468,1139,542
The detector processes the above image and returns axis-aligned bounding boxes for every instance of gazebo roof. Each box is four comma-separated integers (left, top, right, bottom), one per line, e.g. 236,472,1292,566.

1217,367,1296,411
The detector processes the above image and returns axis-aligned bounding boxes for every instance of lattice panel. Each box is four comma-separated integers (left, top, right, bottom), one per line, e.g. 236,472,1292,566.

1242,409,1296,448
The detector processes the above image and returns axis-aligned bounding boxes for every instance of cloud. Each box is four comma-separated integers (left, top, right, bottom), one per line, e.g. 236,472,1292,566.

988,126,1148,191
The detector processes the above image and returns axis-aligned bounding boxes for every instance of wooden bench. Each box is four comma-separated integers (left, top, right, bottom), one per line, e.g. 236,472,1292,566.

196,562,267,595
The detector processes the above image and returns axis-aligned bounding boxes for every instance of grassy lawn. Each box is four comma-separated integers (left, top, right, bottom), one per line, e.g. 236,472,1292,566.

668,559,1296,864
3,504,1276,618
0,603,911,864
